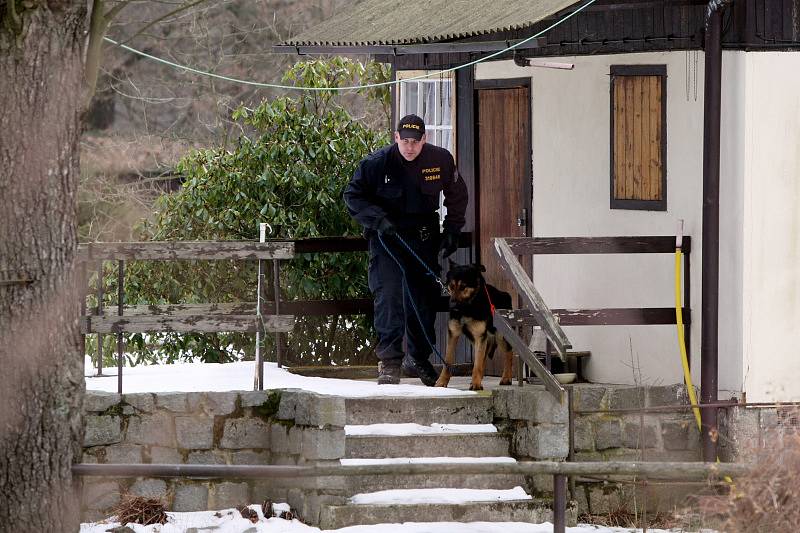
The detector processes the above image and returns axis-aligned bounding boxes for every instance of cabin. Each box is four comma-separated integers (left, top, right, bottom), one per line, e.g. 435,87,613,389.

277,0,800,407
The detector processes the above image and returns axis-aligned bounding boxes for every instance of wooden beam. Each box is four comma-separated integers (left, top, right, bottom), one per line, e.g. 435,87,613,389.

502,307,691,326
84,315,294,333
78,241,294,261
504,236,691,255
493,238,571,357
94,299,378,318
73,460,751,480
494,314,565,403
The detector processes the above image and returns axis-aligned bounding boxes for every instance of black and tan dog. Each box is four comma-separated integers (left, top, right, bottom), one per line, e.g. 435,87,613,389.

435,262,514,390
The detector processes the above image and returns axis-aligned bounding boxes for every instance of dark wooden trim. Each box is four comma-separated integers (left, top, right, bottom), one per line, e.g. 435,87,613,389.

609,65,668,212
501,307,691,326
610,64,667,76
504,236,691,255
272,38,544,56
293,237,366,253
610,198,668,211
456,66,476,233
474,77,531,90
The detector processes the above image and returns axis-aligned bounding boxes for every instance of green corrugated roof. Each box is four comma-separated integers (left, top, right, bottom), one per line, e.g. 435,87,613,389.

280,0,579,47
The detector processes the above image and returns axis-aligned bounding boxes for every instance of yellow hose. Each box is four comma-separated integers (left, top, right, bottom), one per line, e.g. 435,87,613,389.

676,248,734,486
675,249,702,431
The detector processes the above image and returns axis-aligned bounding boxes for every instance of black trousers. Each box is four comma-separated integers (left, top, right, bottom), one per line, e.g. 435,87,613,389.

368,224,441,365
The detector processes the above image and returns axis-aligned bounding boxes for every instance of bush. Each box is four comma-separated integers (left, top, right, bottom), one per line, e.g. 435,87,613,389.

87,58,390,366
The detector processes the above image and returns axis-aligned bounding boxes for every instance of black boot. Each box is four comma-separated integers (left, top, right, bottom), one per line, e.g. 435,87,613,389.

402,356,438,387
377,361,401,385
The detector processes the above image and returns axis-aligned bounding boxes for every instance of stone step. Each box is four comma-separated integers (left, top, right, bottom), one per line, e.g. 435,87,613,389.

344,394,494,425
345,432,510,458
319,499,556,529
337,472,529,494
336,456,529,494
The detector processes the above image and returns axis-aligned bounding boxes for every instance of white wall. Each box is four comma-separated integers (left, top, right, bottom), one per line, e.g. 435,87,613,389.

740,53,800,402
476,52,745,394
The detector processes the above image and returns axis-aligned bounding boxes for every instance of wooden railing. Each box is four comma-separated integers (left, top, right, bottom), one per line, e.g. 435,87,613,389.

79,235,689,397
491,236,692,401
77,236,470,392
500,236,691,328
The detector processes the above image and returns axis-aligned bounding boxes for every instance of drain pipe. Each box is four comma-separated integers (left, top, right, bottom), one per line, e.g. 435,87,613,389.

700,0,728,463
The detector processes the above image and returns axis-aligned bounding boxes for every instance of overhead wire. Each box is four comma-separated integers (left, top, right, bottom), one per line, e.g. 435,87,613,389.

103,0,597,92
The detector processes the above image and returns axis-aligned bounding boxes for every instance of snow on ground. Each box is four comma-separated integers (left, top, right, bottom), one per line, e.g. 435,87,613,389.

344,423,496,436
348,487,531,505
80,511,706,533
340,457,517,465
84,359,474,397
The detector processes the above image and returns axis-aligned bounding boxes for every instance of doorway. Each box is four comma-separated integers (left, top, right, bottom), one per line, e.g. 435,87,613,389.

475,78,532,375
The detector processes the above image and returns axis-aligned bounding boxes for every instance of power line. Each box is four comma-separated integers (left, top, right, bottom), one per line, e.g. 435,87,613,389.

104,0,596,91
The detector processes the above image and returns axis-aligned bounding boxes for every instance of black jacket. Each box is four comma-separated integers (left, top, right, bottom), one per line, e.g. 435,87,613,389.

344,143,468,233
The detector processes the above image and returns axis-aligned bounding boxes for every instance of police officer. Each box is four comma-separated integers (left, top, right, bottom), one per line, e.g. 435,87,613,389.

344,114,468,385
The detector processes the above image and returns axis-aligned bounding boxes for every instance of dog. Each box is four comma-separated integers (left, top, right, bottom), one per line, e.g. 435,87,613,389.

435,262,514,391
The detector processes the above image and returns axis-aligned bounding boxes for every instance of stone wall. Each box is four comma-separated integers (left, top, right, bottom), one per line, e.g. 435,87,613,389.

81,383,713,523
719,404,800,462
569,384,702,514
81,389,347,523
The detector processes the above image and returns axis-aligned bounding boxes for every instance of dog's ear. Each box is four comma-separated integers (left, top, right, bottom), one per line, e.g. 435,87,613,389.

448,258,459,269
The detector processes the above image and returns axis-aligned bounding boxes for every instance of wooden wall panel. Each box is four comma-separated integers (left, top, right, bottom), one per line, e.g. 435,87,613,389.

612,74,663,205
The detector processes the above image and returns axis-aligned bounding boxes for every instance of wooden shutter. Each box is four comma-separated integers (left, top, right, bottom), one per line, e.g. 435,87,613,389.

610,65,666,210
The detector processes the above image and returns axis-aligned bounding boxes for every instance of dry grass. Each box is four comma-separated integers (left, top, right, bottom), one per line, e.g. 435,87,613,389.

578,507,679,529
112,496,168,526
694,414,800,532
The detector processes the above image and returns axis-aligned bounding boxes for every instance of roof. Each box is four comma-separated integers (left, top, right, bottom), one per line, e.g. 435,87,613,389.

278,0,579,47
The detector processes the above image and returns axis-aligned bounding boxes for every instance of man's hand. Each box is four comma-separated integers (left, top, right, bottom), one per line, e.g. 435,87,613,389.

376,217,396,236
439,230,459,257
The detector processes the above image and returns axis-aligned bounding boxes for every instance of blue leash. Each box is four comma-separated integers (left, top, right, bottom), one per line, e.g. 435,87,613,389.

376,232,453,373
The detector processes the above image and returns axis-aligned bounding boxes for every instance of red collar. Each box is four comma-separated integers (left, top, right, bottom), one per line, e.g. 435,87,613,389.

483,284,496,316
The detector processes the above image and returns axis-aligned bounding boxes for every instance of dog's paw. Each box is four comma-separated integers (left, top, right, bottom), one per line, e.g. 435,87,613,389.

498,378,512,386
469,382,484,391
434,379,449,388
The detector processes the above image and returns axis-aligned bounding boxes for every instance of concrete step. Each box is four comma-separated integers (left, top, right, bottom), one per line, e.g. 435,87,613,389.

337,472,529,494
344,394,494,425
337,457,527,493
345,432,510,458
319,499,555,529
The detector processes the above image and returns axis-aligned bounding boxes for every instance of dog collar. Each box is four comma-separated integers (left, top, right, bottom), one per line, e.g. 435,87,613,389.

483,284,496,316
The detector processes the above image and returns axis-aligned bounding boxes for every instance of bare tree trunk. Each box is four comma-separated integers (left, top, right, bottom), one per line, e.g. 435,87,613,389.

0,2,88,530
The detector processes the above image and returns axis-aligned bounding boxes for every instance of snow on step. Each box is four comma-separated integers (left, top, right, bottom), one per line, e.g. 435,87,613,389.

349,487,532,505
341,457,517,465
345,423,497,436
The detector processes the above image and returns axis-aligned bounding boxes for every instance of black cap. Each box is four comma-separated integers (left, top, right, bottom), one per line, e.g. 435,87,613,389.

397,114,425,140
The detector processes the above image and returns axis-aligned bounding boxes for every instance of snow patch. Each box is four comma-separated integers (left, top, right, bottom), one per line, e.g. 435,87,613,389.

348,487,532,505
345,423,497,436
340,457,517,465
85,360,475,397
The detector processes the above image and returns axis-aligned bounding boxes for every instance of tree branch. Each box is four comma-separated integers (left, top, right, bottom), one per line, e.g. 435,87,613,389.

83,0,133,107
119,0,209,46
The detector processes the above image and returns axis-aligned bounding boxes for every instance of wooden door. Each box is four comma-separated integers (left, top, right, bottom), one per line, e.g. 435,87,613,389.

476,82,532,375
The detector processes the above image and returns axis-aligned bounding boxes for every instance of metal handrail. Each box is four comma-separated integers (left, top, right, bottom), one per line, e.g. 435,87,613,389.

72,460,752,533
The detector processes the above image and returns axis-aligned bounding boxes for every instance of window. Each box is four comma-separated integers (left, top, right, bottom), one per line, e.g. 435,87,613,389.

610,65,667,211
398,71,457,223
397,71,455,153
